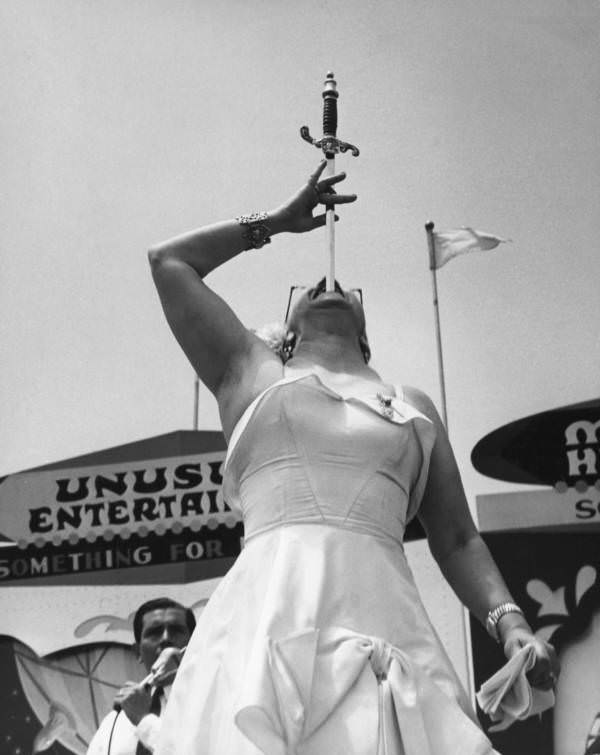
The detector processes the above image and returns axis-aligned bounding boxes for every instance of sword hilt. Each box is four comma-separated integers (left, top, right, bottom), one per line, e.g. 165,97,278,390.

300,71,360,158
322,72,338,154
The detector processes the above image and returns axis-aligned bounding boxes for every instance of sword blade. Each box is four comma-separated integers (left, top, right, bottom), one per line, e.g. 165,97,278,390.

326,155,335,291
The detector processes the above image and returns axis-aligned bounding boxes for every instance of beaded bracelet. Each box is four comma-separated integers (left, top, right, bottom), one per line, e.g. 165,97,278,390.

236,211,272,250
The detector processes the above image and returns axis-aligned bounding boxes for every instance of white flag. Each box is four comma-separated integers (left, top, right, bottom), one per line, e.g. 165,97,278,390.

431,227,511,269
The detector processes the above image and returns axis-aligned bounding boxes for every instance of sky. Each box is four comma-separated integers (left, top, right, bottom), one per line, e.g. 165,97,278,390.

1,0,599,513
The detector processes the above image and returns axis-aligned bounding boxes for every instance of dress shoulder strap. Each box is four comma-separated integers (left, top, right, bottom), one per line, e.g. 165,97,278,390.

225,374,304,468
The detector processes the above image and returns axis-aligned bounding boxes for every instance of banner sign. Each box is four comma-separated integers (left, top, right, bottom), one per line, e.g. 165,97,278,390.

477,488,600,533
471,398,600,489
0,520,243,585
0,432,242,585
0,451,232,544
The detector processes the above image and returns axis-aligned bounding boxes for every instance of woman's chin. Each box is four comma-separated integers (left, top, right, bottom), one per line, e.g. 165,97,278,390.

311,292,350,307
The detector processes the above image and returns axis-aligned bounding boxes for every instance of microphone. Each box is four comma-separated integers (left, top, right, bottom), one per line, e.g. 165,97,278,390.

144,645,187,687
113,646,187,711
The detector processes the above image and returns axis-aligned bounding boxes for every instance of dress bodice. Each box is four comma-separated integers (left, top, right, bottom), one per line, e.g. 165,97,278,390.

224,373,437,545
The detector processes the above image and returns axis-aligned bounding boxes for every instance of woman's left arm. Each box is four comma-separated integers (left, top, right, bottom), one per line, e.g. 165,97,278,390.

405,386,559,689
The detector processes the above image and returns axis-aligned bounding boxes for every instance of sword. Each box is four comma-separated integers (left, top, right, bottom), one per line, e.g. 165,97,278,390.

300,72,359,291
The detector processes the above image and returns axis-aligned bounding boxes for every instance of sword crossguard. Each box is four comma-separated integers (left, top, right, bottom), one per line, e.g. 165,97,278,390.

299,127,360,158
300,72,360,159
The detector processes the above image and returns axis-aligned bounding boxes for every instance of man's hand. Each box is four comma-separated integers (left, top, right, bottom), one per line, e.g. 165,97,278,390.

114,682,152,726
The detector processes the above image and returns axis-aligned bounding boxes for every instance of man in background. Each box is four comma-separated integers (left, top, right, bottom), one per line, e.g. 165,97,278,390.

86,597,196,755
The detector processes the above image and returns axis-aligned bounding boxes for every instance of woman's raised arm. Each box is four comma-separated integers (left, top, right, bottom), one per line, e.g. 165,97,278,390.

148,216,280,398
147,161,356,433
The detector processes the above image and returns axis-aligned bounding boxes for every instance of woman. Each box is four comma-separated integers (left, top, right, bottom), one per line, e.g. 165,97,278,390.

149,161,558,755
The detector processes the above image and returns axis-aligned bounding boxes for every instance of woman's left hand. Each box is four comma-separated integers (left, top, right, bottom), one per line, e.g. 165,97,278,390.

503,626,560,690
272,160,357,234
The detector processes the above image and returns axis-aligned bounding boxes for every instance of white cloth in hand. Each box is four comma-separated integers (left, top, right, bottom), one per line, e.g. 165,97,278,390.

476,643,555,731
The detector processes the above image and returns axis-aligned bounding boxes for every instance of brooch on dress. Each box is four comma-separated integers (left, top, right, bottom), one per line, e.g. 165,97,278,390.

376,393,394,419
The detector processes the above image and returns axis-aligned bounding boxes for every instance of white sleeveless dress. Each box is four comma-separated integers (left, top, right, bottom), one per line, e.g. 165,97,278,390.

156,372,499,755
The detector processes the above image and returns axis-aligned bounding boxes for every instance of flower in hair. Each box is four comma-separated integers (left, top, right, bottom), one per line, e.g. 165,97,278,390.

253,322,287,359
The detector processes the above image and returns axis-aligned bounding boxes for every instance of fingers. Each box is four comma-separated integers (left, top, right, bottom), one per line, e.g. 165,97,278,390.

503,636,525,658
527,654,556,689
154,668,178,686
315,185,357,206
318,192,357,205
308,162,353,192
314,172,353,193
528,643,560,690
528,668,558,691
116,681,148,697
312,212,340,229
321,170,349,188
308,159,328,186
302,161,355,233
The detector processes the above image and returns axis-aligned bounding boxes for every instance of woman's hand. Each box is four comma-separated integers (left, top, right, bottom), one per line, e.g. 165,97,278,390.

503,625,560,691
272,159,357,234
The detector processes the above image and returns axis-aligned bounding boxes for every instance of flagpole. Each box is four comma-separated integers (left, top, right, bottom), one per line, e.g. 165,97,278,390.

193,374,199,430
425,221,449,431
425,222,477,703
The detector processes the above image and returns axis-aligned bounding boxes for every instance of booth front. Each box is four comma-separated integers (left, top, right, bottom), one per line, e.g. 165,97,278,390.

0,431,238,755
470,399,600,755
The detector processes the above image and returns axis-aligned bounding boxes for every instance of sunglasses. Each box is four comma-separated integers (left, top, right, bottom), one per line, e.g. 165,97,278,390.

284,284,364,323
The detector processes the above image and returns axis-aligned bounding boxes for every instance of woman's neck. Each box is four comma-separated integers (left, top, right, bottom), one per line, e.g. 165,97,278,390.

289,334,372,376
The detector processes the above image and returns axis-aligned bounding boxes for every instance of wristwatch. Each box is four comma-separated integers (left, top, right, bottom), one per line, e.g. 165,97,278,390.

485,602,524,643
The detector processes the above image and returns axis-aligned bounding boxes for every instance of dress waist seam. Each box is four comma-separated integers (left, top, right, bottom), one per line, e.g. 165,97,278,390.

244,518,405,548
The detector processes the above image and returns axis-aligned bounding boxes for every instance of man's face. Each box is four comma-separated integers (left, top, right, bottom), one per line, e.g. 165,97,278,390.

137,607,191,673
